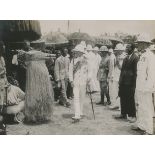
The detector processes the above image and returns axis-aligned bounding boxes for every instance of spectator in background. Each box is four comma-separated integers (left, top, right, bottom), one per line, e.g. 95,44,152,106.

108,48,116,106
109,43,126,110
54,49,70,107
0,43,7,106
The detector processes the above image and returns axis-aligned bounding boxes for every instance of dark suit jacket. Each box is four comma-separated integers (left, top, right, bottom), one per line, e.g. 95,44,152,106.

119,53,139,88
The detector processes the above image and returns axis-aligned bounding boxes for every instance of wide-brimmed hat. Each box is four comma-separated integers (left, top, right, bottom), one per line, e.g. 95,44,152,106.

114,43,125,51
108,48,114,53
73,44,85,54
86,44,93,51
80,41,87,49
99,46,108,52
93,46,99,51
150,45,155,51
135,34,152,44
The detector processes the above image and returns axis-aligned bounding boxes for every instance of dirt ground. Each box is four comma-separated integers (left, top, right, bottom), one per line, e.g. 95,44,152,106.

7,93,140,135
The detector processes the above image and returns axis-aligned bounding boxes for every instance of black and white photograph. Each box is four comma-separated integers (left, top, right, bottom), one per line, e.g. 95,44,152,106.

0,20,155,135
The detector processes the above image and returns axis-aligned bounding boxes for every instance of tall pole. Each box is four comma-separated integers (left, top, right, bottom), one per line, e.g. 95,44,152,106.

67,20,70,35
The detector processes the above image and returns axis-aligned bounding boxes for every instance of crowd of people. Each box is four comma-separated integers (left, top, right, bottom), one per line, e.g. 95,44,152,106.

0,34,155,135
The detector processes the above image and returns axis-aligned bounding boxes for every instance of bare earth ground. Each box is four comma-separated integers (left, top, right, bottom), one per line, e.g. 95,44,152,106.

7,93,140,135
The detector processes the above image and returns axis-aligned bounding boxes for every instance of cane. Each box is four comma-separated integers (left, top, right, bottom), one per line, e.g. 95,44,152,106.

87,82,95,120
152,93,155,134
4,85,8,133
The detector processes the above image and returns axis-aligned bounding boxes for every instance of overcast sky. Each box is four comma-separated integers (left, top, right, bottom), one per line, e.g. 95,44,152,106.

40,20,155,39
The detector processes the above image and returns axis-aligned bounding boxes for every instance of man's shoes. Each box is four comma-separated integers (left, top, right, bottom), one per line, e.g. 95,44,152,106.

96,102,104,105
58,101,64,106
96,102,106,106
114,114,127,119
65,102,71,108
106,101,111,105
72,117,80,123
109,105,119,110
80,115,85,119
128,117,136,123
131,125,142,131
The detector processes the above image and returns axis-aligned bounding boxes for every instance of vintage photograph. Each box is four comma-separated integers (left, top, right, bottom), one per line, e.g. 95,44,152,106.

0,20,155,135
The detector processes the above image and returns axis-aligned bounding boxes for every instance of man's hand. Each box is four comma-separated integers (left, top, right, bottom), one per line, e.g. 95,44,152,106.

70,81,74,88
56,81,61,88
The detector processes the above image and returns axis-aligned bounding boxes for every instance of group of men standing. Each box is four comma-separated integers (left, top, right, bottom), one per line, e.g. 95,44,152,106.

54,35,155,134
114,35,155,135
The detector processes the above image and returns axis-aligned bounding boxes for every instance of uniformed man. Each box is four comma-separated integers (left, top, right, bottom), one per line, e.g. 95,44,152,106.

69,44,89,121
132,36,155,134
97,46,110,105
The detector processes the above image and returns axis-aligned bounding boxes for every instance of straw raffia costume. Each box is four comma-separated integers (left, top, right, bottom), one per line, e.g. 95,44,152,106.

23,50,54,123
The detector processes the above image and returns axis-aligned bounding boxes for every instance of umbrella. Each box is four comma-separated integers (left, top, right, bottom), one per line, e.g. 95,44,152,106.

43,31,68,47
98,35,123,48
0,20,41,42
30,39,45,50
68,32,93,45
95,36,112,47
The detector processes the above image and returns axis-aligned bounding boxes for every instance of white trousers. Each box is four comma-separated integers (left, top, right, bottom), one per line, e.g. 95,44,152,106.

109,80,120,107
73,84,86,119
136,90,154,134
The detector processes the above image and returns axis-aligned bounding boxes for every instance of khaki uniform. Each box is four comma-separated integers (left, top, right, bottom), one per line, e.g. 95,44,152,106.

97,56,110,103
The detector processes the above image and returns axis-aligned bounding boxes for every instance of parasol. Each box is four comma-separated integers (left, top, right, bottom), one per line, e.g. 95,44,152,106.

43,31,68,47
30,39,45,50
68,32,93,45
95,36,112,47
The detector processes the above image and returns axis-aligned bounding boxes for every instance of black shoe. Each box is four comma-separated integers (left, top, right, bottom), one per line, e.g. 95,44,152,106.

114,114,127,119
58,101,64,106
72,117,80,123
96,102,104,105
65,102,71,108
106,101,111,105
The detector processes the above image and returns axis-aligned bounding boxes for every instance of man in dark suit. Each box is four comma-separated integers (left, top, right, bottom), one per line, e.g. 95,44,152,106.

115,44,139,122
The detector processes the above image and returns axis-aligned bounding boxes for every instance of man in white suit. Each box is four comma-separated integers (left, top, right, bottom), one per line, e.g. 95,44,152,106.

132,36,155,133
69,44,89,122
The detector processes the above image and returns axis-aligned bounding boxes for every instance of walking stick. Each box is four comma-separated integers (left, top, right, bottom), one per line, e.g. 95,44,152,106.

152,93,155,134
87,83,95,120
4,85,8,133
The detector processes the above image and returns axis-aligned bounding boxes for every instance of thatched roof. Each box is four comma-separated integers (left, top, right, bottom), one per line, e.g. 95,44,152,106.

0,20,41,42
